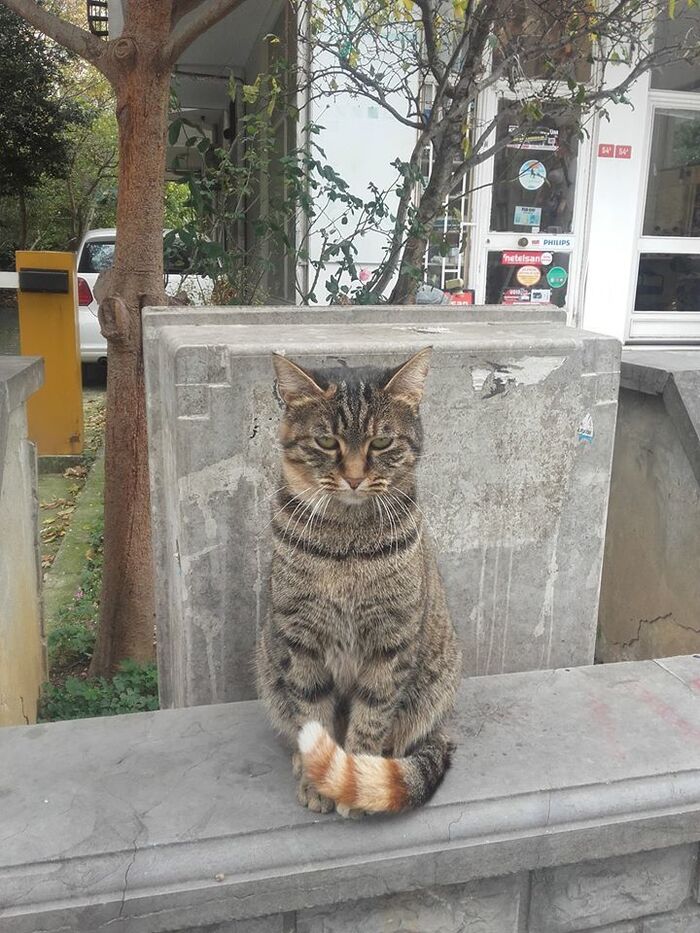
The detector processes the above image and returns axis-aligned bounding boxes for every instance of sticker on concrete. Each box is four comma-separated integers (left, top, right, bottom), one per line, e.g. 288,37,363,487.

518,159,547,190
578,412,594,442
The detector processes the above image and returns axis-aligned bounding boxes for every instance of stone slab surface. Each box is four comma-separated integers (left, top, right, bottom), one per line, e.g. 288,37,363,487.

295,873,528,932
144,304,567,329
144,313,620,706
640,904,700,932
529,846,695,932
4,657,700,932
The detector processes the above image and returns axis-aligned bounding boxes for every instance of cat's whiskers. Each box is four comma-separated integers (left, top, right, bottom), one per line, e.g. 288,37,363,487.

283,488,324,542
304,493,331,551
376,494,399,555
385,491,422,545
392,486,436,537
259,485,315,535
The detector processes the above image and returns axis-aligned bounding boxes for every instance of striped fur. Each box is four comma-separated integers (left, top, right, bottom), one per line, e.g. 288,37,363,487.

256,349,462,815
298,721,452,813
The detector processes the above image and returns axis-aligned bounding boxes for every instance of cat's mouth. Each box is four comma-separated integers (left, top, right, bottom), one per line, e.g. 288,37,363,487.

334,487,369,506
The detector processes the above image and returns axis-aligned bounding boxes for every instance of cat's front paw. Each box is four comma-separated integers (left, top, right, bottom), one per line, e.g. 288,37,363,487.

336,802,365,819
297,776,335,813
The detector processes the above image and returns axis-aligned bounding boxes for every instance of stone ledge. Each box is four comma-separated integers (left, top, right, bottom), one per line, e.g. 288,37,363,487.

0,355,43,413
3,657,700,932
143,303,567,329
621,350,700,485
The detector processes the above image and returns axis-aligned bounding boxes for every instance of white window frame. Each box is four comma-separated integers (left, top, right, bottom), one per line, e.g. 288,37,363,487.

628,87,700,342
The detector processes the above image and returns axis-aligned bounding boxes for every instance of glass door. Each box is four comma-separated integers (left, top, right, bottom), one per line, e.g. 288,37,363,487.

471,93,593,312
630,101,700,340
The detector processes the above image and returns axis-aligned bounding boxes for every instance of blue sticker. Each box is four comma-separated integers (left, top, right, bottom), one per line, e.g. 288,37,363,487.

578,412,594,443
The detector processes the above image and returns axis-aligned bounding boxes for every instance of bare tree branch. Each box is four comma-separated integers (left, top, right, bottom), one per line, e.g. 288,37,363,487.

164,0,249,66
0,0,114,79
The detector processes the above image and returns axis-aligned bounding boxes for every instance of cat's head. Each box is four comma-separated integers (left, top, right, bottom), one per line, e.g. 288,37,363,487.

273,348,431,506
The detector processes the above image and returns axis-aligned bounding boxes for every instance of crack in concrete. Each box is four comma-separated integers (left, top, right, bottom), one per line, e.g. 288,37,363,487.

653,658,699,696
616,613,678,649
18,695,29,725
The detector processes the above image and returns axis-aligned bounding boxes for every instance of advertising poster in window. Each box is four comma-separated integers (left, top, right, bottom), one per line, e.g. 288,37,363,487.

490,101,580,235
486,251,570,307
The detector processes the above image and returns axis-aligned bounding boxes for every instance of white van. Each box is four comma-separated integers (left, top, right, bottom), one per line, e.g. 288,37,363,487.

76,229,214,362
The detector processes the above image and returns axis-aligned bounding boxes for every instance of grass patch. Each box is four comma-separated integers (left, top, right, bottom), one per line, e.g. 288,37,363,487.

38,660,158,722
41,514,160,722
47,520,103,676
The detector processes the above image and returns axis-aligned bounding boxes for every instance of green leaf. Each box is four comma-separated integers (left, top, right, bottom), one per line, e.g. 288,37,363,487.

168,119,183,145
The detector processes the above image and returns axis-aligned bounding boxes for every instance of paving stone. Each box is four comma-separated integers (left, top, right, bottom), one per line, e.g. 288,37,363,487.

529,846,695,933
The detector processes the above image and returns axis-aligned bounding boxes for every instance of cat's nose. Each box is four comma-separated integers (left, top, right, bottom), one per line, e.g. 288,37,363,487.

345,476,364,489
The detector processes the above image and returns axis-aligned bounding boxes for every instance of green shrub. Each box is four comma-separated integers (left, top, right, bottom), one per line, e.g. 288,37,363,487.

47,619,96,669
38,660,159,722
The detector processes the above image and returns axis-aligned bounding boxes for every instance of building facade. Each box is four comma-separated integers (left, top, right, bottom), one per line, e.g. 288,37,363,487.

107,1,700,344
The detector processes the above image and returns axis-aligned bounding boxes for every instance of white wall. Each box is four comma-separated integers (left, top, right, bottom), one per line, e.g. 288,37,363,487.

580,71,651,342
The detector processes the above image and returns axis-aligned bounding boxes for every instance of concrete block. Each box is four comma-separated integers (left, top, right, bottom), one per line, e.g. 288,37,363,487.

296,873,528,932
640,903,700,932
181,918,295,933
143,311,620,707
528,846,695,933
0,356,45,725
598,388,700,662
4,657,700,932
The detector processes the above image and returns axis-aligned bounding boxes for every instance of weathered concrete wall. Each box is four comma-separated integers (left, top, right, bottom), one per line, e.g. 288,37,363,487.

0,357,45,725
3,656,700,932
599,353,700,662
144,311,620,707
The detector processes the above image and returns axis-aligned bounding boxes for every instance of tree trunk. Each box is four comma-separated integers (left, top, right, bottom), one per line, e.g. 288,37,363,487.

391,124,463,304
89,14,171,675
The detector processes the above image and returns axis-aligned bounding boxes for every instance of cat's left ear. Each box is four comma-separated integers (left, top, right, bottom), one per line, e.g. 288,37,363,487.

383,347,432,408
273,353,336,407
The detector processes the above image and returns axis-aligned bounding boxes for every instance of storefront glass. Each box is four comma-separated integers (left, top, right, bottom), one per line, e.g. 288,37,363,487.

652,11,700,92
643,109,700,237
485,250,570,307
490,101,580,234
635,254,700,313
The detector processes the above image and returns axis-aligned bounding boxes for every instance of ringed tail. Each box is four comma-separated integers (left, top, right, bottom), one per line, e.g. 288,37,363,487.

297,721,451,814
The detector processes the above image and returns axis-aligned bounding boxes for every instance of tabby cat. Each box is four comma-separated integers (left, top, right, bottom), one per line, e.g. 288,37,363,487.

256,348,462,815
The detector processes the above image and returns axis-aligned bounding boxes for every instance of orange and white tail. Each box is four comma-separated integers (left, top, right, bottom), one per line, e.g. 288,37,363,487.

297,721,451,814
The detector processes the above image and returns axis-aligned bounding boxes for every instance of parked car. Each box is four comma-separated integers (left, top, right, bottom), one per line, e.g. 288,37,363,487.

75,229,214,363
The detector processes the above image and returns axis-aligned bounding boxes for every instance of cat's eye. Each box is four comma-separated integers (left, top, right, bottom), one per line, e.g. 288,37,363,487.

369,436,393,451
315,435,339,450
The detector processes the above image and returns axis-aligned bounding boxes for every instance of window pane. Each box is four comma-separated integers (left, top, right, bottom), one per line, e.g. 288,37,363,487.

490,102,580,233
652,10,700,91
635,254,700,312
485,250,570,307
78,241,115,273
494,0,592,82
643,110,700,237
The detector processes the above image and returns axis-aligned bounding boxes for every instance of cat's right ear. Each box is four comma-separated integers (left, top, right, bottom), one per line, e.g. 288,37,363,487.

273,353,335,407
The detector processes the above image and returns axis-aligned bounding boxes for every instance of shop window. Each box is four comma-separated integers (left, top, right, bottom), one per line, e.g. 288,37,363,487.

651,9,700,92
493,0,592,83
485,250,570,307
643,109,700,237
490,101,580,234
635,254,700,313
